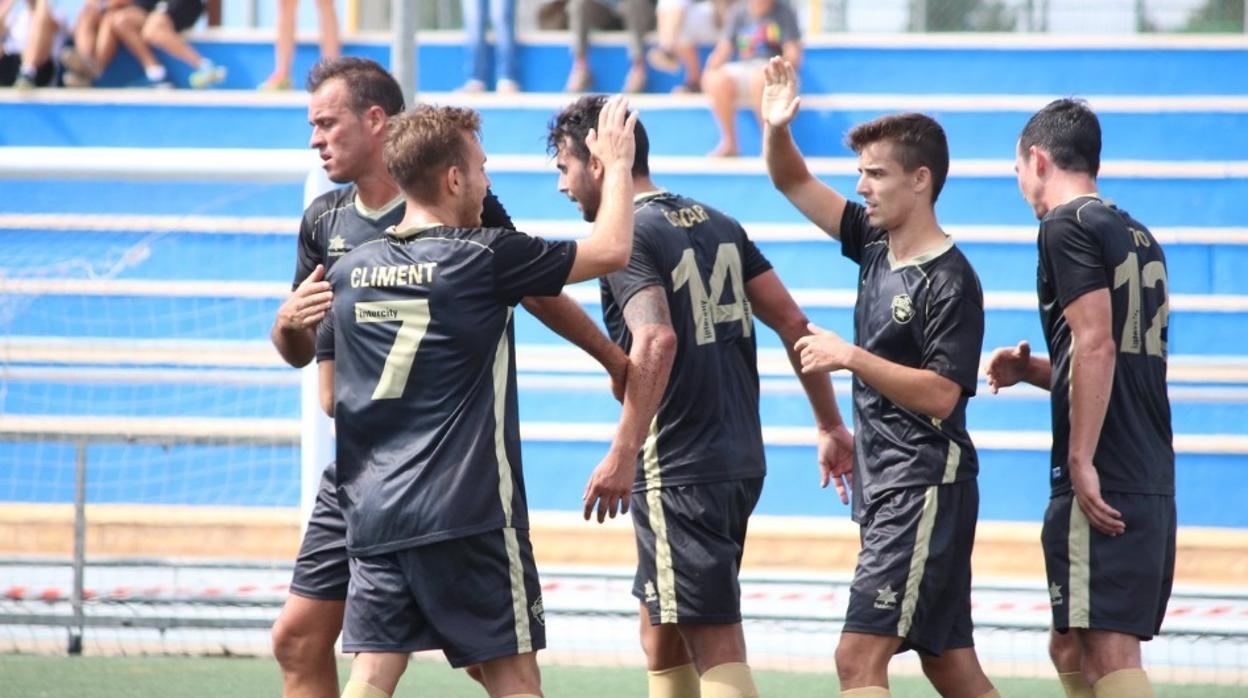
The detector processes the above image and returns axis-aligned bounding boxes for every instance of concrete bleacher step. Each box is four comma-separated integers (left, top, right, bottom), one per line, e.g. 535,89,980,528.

7,91,1248,161
67,29,1248,96
5,216,1248,294
4,148,1248,227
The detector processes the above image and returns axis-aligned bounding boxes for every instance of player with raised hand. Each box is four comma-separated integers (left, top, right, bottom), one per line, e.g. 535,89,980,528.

763,56,999,698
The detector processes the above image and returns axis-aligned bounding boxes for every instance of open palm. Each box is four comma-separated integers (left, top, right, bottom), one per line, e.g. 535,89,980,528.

762,56,801,128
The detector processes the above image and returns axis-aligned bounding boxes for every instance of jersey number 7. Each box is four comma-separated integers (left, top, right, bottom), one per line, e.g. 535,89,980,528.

353,299,432,399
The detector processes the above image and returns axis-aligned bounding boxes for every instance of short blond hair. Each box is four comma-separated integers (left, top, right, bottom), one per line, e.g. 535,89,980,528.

384,105,483,203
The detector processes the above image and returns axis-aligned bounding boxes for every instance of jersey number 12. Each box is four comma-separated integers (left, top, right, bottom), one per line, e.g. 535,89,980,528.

1112,251,1168,358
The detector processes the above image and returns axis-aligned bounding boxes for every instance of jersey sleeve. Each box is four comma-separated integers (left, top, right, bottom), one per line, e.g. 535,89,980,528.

491,230,578,304
740,227,773,282
604,226,664,311
778,3,802,42
482,188,516,231
315,303,335,362
838,201,877,265
293,205,324,289
921,272,985,396
1041,215,1109,308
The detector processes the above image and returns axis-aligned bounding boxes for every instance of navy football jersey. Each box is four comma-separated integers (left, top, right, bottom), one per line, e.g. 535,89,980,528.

839,202,985,522
293,187,514,286
1038,195,1173,497
317,225,575,555
600,191,772,491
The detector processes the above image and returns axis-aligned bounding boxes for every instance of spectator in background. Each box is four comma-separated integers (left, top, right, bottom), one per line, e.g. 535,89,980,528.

109,0,225,87
258,0,339,90
565,0,652,93
1,0,66,88
59,0,127,86
461,0,518,93
646,0,729,94
702,0,799,157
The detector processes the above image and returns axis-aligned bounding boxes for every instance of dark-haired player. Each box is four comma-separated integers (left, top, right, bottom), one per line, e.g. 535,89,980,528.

547,93,853,698
764,57,998,698
987,98,1173,698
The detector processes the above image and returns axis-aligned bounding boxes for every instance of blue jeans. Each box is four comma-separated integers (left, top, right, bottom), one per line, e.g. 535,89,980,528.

462,0,517,84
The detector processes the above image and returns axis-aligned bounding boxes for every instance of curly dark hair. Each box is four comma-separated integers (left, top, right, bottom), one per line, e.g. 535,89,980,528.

545,95,650,177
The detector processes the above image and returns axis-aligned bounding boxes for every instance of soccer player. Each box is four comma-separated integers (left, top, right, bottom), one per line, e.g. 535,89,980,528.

986,98,1174,698
268,58,628,697
763,58,999,698
316,97,639,698
547,94,854,698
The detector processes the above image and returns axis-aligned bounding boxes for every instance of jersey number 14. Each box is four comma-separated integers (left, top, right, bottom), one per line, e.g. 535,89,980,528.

671,243,753,346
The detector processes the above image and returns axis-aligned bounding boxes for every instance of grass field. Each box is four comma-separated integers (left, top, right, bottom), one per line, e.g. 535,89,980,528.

1,656,1243,697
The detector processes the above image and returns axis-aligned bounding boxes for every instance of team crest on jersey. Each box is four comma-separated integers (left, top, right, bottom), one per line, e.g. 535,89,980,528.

874,584,898,611
530,596,545,626
328,234,349,256
891,294,915,324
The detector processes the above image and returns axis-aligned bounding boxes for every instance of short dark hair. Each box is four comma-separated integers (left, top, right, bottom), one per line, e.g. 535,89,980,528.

384,105,481,203
1018,98,1101,177
846,113,950,204
307,57,405,117
546,95,650,177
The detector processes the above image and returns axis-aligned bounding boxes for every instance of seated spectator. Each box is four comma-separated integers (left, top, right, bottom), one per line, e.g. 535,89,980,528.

701,0,799,156
59,0,127,86
646,0,729,93
461,0,518,93
564,0,653,93
1,0,67,88
110,0,224,87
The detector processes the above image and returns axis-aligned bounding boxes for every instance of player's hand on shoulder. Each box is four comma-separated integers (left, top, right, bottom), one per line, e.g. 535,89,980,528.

761,57,801,129
795,323,854,373
985,340,1031,394
585,94,639,170
278,264,334,331
582,448,635,524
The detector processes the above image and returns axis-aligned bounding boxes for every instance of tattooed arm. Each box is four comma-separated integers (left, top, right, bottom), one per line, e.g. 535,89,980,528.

582,286,676,523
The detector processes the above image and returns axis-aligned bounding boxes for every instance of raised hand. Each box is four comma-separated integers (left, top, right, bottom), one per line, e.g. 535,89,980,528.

762,56,802,129
585,94,639,170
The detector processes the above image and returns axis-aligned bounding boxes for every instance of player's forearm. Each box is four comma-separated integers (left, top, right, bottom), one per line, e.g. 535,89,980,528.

522,294,624,374
845,347,961,421
611,328,676,456
570,163,635,283
270,321,316,368
1026,355,1053,390
763,118,814,195
1067,337,1115,467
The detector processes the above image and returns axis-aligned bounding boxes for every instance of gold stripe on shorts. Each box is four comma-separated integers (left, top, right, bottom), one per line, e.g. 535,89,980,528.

1068,501,1091,628
898,486,939,638
643,418,678,623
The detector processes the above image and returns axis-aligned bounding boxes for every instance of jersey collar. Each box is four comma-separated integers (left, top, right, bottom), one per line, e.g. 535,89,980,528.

387,223,443,240
634,189,669,205
887,235,955,271
355,192,405,221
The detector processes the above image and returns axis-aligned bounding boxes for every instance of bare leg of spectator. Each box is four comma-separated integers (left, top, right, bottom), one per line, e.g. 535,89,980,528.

702,65,739,157
621,0,650,92
647,0,686,73
16,0,58,86
111,7,170,84
313,0,339,61
564,0,592,92
261,0,298,88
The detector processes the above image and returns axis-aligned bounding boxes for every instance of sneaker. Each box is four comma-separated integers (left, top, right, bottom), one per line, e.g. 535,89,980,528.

189,60,226,89
258,74,291,91
458,79,486,93
646,47,680,74
145,76,173,89
13,73,35,90
495,78,520,94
